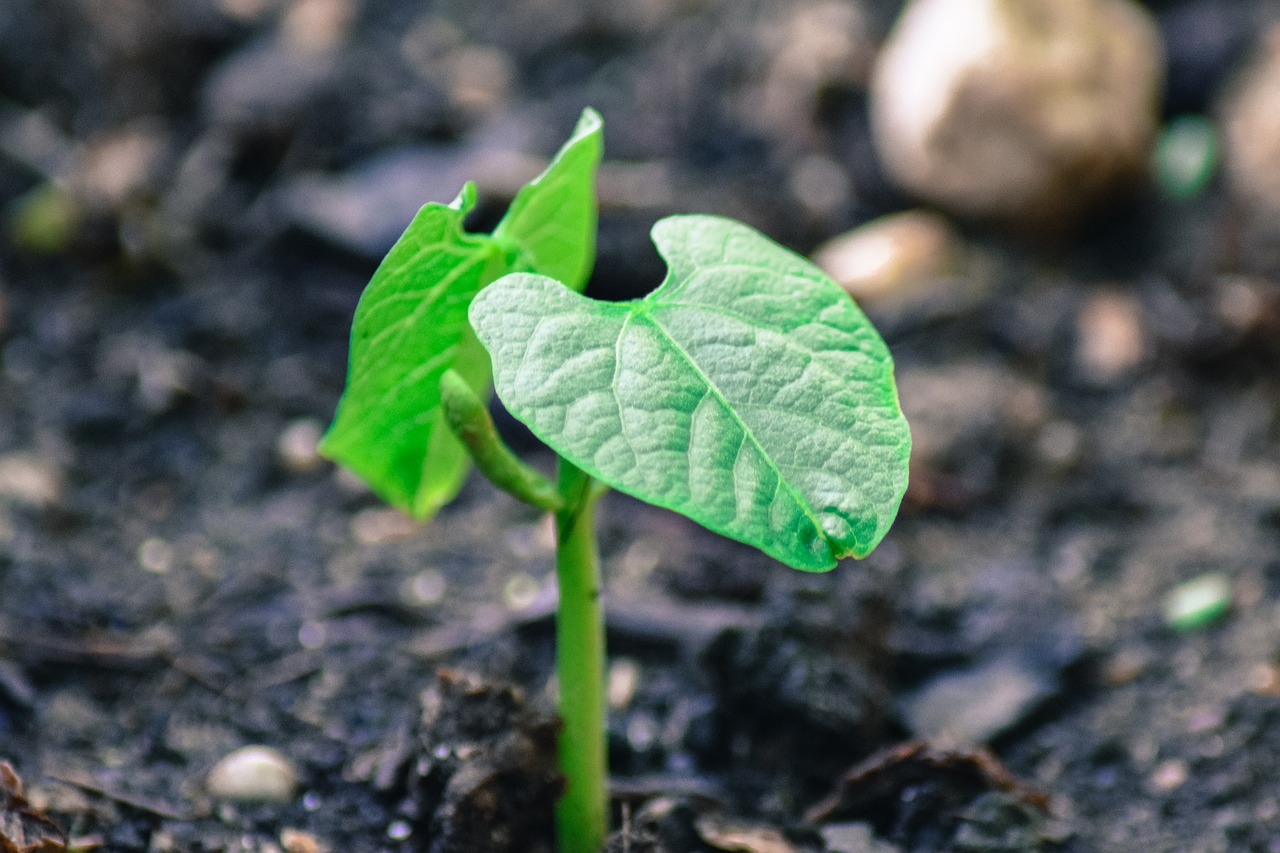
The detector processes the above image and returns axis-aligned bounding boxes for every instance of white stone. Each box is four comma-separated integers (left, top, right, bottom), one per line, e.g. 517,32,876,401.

276,418,324,473
1221,25,1280,220
812,209,960,307
207,745,298,803
1075,291,1145,385
0,453,62,508
870,0,1163,230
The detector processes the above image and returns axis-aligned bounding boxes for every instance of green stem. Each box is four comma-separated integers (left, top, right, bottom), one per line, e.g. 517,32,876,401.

439,368,562,512
553,459,607,853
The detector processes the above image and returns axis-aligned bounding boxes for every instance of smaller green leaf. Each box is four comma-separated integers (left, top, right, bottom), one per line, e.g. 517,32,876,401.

471,215,911,571
320,109,604,519
494,108,603,291
320,183,498,515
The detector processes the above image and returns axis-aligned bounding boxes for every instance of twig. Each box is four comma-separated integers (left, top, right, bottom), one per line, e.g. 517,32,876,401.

47,775,196,822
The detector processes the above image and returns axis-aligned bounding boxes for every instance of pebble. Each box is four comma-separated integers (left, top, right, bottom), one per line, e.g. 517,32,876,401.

207,745,299,803
501,572,541,611
1249,663,1280,696
695,815,796,853
1076,291,1145,385
137,537,175,574
276,418,324,473
1163,573,1233,631
281,0,354,53
1220,24,1280,220
812,210,961,309
870,0,1163,231
820,822,899,853
902,658,1054,745
1148,758,1188,793
607,657,641,709
400,569,447,607
0,453,62,509
74,123,166,208
280,828,325,853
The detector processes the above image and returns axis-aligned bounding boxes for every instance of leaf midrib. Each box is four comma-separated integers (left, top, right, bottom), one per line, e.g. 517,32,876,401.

636,309,833,560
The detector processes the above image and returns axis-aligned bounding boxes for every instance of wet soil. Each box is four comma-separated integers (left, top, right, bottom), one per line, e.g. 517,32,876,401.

3,1,1280,851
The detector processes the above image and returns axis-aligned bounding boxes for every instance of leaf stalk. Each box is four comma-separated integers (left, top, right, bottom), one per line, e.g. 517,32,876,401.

439,368,563,513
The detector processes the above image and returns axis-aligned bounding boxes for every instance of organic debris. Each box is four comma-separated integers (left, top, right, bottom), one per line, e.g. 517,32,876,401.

0,763,65,853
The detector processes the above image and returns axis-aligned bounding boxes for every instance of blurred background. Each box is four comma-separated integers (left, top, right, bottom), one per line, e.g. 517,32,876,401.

5,1,1280,851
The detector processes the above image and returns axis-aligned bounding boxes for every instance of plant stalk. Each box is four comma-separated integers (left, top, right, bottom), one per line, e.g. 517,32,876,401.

439,368,563,513
553,459,607,853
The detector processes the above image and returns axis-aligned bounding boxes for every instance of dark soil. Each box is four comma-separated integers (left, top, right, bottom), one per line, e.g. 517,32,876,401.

3,1,1280,851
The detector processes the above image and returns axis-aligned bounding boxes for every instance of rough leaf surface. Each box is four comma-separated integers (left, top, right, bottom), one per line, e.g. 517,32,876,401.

320,109,602,517
471,215,911,570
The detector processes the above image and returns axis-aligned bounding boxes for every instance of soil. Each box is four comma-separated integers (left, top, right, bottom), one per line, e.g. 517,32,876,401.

3,1,1280,851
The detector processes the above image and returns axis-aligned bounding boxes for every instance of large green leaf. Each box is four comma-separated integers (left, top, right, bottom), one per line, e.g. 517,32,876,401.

320,109,603,518
470,215,911,570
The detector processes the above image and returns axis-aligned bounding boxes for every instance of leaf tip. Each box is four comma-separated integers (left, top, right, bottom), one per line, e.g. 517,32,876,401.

576,106,603,136
451,181,479,213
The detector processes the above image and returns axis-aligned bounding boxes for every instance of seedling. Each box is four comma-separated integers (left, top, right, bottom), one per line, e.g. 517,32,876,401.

322,109,911,853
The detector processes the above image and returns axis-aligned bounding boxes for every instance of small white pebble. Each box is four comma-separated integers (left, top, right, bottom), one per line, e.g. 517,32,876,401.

0,453,62,508
1076,292,1145,385
813,209,958,306
608,658,641,710
401,569,447,606
277,418,325,473
207,746,298,803
386,820,412,841
138,537,174,574
502,572,540,611
1148,758,1188,792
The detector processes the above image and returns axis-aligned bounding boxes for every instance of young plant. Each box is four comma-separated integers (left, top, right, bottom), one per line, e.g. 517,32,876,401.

323,111,912,853
320,108,603,520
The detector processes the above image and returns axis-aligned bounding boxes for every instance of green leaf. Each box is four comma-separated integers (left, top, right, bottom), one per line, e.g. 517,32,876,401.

320,109,604,518
470,215,911,571
494,107,602,292
319,183,496,516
